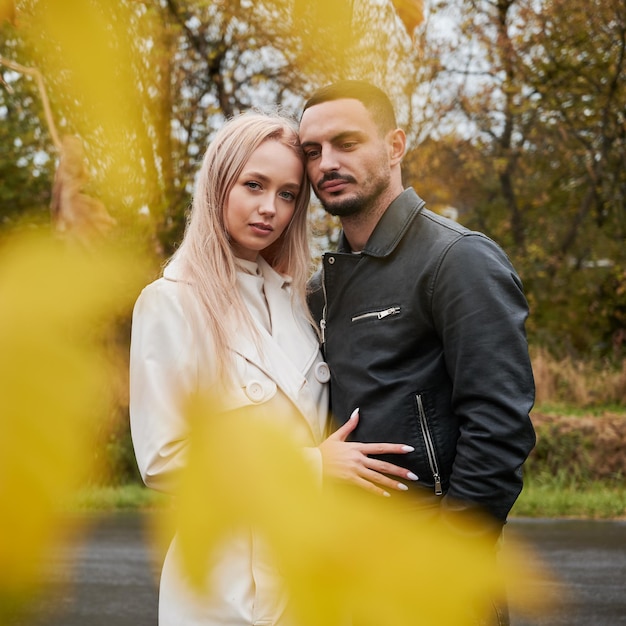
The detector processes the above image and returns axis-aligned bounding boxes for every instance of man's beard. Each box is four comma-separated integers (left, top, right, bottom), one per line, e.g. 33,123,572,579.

320,194,364,217
318,176,389,218
314,173,361,217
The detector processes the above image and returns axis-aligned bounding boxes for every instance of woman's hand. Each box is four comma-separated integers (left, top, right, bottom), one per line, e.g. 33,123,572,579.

318,408,419,497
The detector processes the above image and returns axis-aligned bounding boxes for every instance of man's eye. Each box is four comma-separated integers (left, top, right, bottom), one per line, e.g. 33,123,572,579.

341,142,357,150
304,149,320,160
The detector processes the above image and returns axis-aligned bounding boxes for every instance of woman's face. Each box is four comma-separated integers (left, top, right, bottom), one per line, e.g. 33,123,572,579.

224,139,303,262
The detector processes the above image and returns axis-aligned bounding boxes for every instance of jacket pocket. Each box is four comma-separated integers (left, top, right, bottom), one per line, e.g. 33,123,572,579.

415,394,443,496
351,305,401,323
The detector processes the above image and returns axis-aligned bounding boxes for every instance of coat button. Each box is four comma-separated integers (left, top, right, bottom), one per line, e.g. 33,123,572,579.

245,381,265,402
314,362,331,383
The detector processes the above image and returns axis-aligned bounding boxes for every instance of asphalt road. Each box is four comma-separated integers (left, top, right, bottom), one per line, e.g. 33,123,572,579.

5,513,626,625
506,518,626,625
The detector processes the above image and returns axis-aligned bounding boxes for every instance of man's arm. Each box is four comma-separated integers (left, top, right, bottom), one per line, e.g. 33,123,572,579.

432,234,536,528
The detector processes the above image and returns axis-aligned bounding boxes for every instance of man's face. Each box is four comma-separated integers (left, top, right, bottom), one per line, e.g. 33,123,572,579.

299,98,393,217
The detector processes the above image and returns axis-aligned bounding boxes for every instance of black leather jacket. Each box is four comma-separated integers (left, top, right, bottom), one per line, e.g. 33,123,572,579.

308,188,536,525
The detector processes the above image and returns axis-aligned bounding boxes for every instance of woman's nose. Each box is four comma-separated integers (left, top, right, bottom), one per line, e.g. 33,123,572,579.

258,196,276,215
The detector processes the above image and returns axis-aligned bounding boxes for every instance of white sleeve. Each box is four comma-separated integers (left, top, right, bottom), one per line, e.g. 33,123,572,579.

129,280,198,494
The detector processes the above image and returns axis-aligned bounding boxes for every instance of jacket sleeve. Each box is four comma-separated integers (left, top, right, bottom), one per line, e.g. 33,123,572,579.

129,281,199,494
431,234,536,525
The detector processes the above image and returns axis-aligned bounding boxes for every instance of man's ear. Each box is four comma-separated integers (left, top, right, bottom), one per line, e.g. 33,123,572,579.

388,128,406,165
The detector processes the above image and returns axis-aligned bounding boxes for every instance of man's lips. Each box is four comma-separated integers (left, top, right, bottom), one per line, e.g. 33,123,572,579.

318,174,354,193
320,180,348,192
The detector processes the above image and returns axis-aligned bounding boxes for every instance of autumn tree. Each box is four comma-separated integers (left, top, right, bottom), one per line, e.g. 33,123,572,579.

154,0,425,252
405,0,626,357
0,30,53,233
517,0,626,355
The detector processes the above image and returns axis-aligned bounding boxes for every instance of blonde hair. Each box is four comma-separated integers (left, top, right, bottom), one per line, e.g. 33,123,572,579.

166,110,313,382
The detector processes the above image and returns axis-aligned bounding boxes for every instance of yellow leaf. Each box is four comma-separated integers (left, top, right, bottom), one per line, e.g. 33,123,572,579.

163,392,554,625
0,233,146,600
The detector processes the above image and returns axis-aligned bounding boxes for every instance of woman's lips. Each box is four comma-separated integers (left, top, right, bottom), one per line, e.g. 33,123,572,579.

250,222,273,234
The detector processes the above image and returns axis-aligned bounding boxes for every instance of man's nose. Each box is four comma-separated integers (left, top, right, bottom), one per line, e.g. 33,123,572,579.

318,147,340,172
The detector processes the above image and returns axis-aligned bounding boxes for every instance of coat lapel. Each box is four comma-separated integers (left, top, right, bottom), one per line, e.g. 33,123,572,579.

229,259,323,440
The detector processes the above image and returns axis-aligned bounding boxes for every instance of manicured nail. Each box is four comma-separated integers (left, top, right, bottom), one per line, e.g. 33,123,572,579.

383,491,391,497
401,445,414,452
398,483,408,491
349,408,359,420
407,472,419,481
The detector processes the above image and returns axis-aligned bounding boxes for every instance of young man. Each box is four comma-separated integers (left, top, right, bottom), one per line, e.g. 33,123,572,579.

300,80,536,625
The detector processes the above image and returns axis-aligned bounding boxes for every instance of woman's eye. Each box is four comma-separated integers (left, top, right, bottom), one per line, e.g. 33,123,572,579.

245,181,261,190
279,191,296,202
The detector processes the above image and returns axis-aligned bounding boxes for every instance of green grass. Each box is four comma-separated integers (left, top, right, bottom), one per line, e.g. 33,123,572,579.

533,402,625,418
71,479,626,519
70,483,169,511
512,475,626,519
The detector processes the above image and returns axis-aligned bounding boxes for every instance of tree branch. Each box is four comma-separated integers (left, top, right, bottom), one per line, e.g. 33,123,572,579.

0,56,62,151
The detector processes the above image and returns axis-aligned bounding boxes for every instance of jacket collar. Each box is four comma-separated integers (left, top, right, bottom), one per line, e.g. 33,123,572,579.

162,255,292,289
337,188,426,258
232,256,318,377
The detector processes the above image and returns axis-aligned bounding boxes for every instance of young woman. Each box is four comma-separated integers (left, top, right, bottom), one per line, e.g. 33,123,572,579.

129,111,413,625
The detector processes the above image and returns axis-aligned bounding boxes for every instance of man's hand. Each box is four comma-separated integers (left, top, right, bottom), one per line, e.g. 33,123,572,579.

319,408,419,497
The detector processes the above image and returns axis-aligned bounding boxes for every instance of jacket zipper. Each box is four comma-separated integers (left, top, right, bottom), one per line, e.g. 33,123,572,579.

416,394,443,496
351,306,401,322
320,262,328,347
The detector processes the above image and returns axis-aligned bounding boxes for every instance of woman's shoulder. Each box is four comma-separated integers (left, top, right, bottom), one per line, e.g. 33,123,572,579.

134,272,194,321
139,257,194,297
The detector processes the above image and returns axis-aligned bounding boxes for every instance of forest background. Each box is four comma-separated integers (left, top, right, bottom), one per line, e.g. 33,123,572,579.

1,0,625,501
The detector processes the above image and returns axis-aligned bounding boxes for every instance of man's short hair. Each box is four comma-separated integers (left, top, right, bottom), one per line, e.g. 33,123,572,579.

302,80,397,134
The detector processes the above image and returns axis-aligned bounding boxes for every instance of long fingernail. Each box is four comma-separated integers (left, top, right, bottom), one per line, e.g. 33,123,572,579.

407,472,419,481
383,491,391,497
401,445,414,452
398,483,408,491
349,408,359,419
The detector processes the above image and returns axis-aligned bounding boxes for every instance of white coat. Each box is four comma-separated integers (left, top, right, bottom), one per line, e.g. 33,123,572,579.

129,257,330,626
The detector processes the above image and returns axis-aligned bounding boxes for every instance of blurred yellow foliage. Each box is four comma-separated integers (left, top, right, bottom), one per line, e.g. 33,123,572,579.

166,393,555,625
1,1,153,616
27,0,134,131
0,0,15,25
0,234,146,599
390,0,424,34
21,0,152,212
